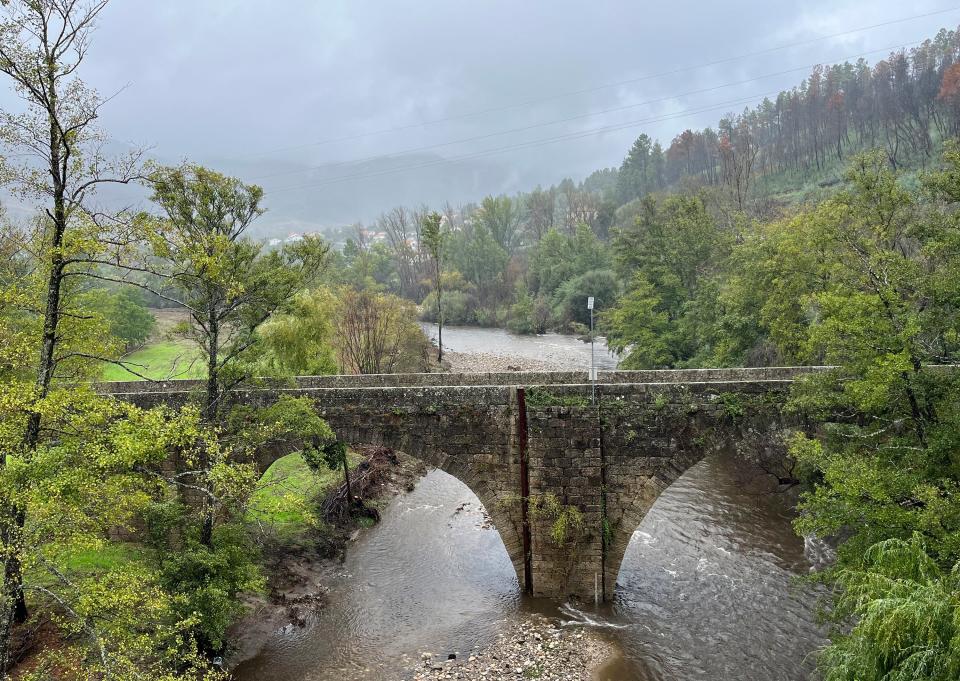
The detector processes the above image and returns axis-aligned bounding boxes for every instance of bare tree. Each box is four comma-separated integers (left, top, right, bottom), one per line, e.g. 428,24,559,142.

336,289,419,374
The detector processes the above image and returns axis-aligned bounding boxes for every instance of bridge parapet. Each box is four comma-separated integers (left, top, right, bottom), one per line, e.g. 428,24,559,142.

96,365,832,396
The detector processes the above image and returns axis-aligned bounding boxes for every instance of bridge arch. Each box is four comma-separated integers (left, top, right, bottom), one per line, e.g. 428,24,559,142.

102,367,810,601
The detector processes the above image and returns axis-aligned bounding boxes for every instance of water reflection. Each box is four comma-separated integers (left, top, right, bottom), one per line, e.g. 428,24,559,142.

612,455,827,680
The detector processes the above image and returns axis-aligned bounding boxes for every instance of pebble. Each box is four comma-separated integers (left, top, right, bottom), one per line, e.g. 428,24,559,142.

404,615,612,681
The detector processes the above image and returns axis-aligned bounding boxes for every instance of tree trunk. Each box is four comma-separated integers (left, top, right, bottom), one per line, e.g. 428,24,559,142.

434,262,443,363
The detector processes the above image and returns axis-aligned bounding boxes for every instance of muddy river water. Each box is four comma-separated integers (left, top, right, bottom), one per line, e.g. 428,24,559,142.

234,327,828,680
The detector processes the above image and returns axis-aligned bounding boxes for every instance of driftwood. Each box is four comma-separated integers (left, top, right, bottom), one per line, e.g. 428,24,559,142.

321,446,398,522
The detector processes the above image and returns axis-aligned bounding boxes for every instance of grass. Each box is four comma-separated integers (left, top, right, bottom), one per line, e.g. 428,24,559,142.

59,543,145,573
27,542,146,589
245,451,361,538
101,339,203,381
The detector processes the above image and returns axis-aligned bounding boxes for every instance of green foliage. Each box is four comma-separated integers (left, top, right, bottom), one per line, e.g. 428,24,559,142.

151,523,262,654
817,535,960,681
145,163,329,415
506,284,549,335
603,274,672,368
528,224,610,298
716,392,745,421
106,287,156,350
604,193,731,367
420,289,475,325
529,493,585,546
551,268,618,327
476,195,522,251
246,453,338,533
448,222,510,306
251,288,339,377
775,147,960,676
525,388,590,407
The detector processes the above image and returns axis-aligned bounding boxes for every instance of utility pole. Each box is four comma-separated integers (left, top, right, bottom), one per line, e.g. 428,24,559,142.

587,296,596,404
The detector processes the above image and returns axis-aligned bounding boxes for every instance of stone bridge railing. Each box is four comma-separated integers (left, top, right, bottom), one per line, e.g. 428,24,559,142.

101,366,830,601
98,366,829,395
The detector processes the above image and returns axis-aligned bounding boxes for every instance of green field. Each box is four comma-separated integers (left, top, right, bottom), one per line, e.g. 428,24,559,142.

246,451,360,538
101,340,204,381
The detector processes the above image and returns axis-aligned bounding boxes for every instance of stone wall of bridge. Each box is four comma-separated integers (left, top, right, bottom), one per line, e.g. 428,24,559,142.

105,370,809,601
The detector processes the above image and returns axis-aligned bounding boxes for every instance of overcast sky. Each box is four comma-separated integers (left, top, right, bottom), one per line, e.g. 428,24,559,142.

3,0,959,230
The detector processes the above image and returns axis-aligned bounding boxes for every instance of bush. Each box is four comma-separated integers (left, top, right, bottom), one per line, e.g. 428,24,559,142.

473,306,502,327
142,504,263,655
551,269,619,326
507,287,554,335
337,288,429,373
419,289,476,325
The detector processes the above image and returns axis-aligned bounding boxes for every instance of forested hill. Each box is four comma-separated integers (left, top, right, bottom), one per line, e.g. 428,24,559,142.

338,24,960,246
613,25,960,209
328,24,960,363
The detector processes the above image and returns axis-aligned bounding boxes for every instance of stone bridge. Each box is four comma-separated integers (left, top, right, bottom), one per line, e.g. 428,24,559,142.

100,367,827,601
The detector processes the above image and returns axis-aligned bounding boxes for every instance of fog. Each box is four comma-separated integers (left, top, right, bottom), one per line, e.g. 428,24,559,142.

0,0,956,234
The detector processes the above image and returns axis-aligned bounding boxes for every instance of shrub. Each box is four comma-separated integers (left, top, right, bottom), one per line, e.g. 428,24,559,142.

419,289,475,325
551,269,619,326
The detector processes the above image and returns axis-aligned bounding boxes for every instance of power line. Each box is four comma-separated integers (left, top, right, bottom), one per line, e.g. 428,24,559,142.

241,5,960,159
249,39,922,183
265,90,784,194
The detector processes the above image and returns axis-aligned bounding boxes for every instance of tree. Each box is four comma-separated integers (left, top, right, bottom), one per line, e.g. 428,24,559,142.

450,223,509,306
477,195,522,251
144,164,329,421
606,193,729,366
617,133,653,203
817,536,960,681
252,288,338,377
107,287,156,351
602,274,672,368
420,212,446,362
551,269,618,327
524,186,555,242
335,288,425,374
0,0,146,650
763,149,960,676
133,165,330,554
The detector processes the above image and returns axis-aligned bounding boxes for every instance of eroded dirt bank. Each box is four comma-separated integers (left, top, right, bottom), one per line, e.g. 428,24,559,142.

226,448,427,669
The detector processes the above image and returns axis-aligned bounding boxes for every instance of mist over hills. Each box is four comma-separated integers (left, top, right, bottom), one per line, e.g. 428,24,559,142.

0,148,543,240
231,152,530,239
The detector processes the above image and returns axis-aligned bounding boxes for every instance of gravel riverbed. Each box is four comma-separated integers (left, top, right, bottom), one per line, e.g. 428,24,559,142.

405,615,613,681
443,351,570,373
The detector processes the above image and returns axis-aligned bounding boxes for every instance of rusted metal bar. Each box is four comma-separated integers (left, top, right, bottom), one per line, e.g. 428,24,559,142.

516,386,533,595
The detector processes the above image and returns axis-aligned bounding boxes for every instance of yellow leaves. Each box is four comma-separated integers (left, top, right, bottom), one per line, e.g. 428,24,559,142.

207,459,258,510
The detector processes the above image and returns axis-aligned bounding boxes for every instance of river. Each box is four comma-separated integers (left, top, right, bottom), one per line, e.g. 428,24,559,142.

234,326,828,680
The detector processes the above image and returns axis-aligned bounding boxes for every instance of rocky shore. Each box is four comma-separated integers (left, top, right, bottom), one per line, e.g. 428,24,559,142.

444,351,571,373
406,615,614,681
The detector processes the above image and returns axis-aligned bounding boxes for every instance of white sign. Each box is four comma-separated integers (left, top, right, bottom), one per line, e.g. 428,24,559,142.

586,296,594,310
589,367,598,381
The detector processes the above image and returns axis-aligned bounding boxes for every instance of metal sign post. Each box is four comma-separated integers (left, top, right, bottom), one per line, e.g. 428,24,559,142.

587,296,595,404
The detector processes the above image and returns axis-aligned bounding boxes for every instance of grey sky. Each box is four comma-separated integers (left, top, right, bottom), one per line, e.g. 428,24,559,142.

4,0,959,232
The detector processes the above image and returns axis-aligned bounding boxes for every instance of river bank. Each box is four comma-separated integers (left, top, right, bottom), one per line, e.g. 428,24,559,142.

227,448,427,670
444,350,569,372
406,615,614,681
